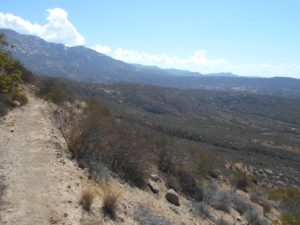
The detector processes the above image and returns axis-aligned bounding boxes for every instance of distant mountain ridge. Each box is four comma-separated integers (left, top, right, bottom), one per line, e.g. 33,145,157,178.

1,28,300,97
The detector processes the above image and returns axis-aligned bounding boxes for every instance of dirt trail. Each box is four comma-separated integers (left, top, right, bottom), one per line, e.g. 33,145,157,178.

0,92,85,225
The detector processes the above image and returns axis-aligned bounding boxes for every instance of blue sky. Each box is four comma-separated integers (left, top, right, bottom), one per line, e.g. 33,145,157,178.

1,0,300,78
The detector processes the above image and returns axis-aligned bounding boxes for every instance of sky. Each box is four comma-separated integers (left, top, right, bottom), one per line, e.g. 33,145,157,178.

1,0,300,78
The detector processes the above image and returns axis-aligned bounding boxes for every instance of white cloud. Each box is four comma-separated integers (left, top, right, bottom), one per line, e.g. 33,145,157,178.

112,48,228,67
0,8,84,46
92,44,112,54
0,9,298,77
97,46,300,77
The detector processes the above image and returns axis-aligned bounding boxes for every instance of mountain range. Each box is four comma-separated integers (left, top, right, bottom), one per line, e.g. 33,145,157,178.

1,28,300,97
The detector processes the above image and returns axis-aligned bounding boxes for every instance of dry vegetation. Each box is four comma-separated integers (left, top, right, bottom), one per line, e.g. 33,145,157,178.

99,181,122,219
80,189,95,211
3,68,296,224
9,75,292,225
43,81,282,224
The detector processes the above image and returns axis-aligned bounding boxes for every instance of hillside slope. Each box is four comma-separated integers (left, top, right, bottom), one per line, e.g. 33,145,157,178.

1,29,300,97
0,88,285,225
0,90,85,225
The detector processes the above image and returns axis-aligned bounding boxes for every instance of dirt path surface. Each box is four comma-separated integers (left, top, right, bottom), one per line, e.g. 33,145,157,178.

0,93,84,225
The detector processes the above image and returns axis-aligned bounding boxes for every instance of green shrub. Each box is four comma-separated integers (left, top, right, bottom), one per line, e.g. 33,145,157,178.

0,33,22,94
280,212,300,225
268,187,300,205
269,187,300,225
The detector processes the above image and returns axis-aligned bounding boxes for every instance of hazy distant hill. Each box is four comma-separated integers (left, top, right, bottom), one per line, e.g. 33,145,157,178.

1,28,300,97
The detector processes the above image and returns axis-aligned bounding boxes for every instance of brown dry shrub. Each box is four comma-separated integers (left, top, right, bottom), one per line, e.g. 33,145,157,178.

63,98,113,159
37,78,71,104
100,181,121,219
66,129,83,159
80,189,95,211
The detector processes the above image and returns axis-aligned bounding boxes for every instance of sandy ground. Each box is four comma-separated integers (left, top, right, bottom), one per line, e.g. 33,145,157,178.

0,92,85,225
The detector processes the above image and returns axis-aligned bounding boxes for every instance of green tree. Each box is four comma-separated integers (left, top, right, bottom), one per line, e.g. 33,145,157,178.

0,33,22,93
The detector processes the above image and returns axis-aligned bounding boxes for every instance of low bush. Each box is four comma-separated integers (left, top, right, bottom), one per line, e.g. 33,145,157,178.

157,145,178,175
279,212,300,225
268,186,300,206
110,154,148,188
202,183,231,213
229,169,255,192
191,149,219,177
37,78,71,104
134,206,174,225
62,97,152,188
231,191,256,215
176,169,203,201
268,187,300,225
250,192,264,204
213,191,232,213
236,172,249,192
191,202,211,218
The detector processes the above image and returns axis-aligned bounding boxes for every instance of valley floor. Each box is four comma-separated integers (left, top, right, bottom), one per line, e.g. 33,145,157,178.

0,92,85,225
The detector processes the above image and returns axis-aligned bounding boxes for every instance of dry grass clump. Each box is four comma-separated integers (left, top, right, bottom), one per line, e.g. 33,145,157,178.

80,188,95,211
100,181,122,219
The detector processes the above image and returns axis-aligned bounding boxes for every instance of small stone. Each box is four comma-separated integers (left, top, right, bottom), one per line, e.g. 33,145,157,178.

64,213,68,217
148,180,159,194
166,189,180,206
150,174,160,182
12,100,20,106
